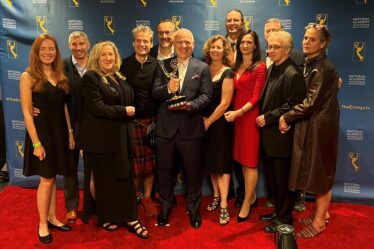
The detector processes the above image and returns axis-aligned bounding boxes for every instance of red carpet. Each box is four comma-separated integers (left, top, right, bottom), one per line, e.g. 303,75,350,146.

0,186,373,249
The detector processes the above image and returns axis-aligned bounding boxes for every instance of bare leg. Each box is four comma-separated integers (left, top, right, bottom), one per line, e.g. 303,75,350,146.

312,190,332,231
90,171,95,200
47,181,64,225
143,174,154,198
210,175,220,198
217,173,230,209
37,177,55,236
238,167,258,218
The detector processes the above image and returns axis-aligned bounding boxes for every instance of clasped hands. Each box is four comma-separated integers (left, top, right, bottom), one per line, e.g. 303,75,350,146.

255,115,291,134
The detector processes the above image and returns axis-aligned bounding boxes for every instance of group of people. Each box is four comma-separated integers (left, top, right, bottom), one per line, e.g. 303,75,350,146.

20,8,340,244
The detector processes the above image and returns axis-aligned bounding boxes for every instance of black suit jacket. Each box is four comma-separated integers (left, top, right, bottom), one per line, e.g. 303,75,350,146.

152,57,212,140
63,56,83,127
260,57,306,157
149,45,158,59
78,70,133,153
261,49,305,69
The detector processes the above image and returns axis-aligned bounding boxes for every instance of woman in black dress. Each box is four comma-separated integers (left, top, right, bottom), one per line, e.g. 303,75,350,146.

202,35,234,225
78,41,148,239
20,34,74,244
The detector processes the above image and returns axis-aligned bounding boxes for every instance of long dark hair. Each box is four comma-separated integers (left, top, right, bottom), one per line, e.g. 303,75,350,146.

233,29,261,72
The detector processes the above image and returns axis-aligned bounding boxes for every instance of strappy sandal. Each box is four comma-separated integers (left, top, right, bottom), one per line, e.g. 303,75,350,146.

297,225,324,238
207,196,220,211
102,222,118,232
127,220,149,239
299,214,329,226
219,207,230,225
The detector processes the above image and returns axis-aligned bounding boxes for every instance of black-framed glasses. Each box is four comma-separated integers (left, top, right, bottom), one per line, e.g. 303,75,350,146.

305,22,327,30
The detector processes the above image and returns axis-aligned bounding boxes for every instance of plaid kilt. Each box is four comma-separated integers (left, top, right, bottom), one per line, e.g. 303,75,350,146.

132,118,156,178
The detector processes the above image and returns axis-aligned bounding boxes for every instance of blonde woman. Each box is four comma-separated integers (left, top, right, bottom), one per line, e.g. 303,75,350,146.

78,41,148,239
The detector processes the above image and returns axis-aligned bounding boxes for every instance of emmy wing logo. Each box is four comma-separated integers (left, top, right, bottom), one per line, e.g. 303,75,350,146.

15,140,24,158
316,14,328,25
243,16,253,31
137,0,147,7
172,16,183,30
36,16,48,34
69,0,79,7
206,0,217,7
6,0,12,6
7,40,17,59
348,152,360,172
352,42,365,62
279,0,291,6
104,16,115,35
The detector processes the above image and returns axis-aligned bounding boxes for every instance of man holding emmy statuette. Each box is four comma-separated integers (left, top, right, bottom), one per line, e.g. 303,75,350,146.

152,28,212,229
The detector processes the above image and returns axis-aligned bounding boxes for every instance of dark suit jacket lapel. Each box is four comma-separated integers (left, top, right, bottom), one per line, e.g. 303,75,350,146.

180,58,195,94
261,64,274,110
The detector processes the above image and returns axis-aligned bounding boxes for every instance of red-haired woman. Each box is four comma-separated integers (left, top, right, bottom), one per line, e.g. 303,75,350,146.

20,34,75,244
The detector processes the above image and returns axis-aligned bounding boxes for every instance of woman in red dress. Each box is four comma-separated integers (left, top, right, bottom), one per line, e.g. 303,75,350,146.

224,30,266,222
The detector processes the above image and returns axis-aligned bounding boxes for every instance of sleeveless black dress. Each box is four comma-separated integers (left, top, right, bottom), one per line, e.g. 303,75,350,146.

23,82,68,178
203,68,234,175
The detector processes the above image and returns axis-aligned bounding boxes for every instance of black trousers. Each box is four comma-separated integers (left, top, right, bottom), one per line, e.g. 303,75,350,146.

156,133,202,215
64,149,80,211
263,154,295,221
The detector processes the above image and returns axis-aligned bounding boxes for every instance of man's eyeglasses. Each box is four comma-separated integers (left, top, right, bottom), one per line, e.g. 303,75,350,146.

305,22,327,31
267,45,284,51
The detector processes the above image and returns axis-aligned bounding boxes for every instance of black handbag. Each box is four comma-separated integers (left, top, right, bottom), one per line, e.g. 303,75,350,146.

274,224,298,249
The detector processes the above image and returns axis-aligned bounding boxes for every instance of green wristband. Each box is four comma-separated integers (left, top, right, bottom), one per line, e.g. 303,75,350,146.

33,142,41,149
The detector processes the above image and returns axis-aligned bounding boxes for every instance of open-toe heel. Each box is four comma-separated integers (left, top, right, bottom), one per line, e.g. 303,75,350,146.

219,207,230,225
102,222,118,232
127,220,149,239
207,196,220,211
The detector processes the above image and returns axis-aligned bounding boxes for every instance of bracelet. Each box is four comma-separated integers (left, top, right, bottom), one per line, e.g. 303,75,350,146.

68,129,74,133
33,142,42,149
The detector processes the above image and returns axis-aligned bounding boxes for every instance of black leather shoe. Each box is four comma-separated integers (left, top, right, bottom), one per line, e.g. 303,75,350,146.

38,226,52,244
157,212,169,227
189,213,202,229
263,218,293,233
260,212,277,222
47,221,72,231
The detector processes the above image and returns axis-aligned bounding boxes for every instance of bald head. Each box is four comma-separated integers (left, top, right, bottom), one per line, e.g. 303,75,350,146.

174,28,195,60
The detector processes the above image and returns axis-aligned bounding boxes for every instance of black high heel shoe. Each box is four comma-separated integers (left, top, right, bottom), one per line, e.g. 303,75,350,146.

48,221,72,231
237,209,251,223
38,225,52,244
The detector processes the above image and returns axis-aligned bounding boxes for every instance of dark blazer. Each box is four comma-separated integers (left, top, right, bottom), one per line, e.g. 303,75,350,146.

63,56,83,126
260,57,306,157
78,70,133,153
150,45,158,59
152,57,212,140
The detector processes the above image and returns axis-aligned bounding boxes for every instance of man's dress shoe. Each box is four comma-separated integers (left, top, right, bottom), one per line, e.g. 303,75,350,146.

66,210,78,224
263,218,293,233
189,213,202,229
260,212,277,222
157,212,169,227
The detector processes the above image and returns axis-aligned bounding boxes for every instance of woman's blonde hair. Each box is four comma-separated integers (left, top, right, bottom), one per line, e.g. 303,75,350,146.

87,41,123,77
26,34,68,93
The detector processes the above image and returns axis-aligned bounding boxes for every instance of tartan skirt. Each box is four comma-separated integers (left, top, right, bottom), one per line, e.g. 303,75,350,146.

132,117,156,178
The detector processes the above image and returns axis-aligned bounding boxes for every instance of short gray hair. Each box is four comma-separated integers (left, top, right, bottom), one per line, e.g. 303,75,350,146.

68,31,89,44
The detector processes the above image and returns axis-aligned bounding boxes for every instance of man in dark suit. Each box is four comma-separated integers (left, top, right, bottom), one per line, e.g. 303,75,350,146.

153,28,212,229
63,31,90,223
261,18,306,211
256,31,306,233
150,19,175,60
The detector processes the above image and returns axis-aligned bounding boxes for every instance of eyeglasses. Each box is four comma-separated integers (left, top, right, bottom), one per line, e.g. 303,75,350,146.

175,40,192,46
267,45,284,51
158,31,172,36
305,22,327,31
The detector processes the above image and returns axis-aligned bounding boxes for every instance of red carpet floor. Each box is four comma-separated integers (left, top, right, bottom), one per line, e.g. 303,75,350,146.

0,186,373,249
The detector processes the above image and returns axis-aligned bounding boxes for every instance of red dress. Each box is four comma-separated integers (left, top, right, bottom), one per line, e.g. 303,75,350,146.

233,62,266,168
